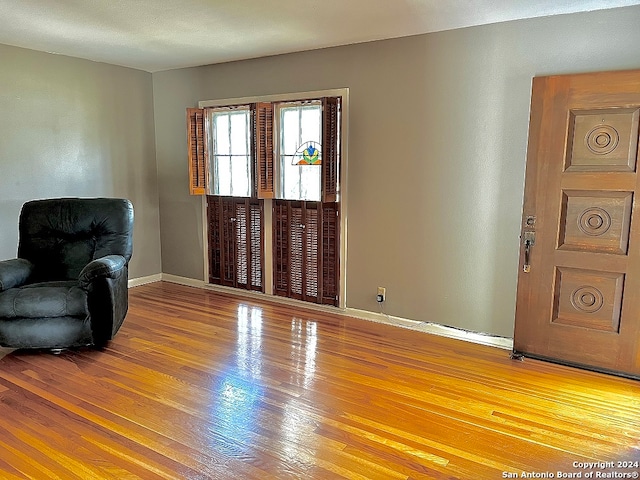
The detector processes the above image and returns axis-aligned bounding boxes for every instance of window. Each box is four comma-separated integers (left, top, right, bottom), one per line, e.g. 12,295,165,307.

187,97,340,202
210,107,251,197
278,101,322,201
187,92,343,306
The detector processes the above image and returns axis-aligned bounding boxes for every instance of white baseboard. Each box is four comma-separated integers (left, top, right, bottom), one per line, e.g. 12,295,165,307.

157,273,514,351
162,274,346,315
161,274,205,288
346,308,513,350
128,273,163,288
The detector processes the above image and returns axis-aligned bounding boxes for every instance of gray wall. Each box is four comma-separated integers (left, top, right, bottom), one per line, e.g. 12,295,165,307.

0,44,161,279
153,6,639,338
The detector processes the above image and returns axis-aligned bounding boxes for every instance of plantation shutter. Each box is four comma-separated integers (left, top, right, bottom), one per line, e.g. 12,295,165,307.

322,97,340,203
321,202,340,303
248,202,263,290
273,200,338,306
221,199,236,285
254,102,274,199
207,197,222,284
207,196,264,291
186,108,209,195
273,200,289,297
233,200,263,290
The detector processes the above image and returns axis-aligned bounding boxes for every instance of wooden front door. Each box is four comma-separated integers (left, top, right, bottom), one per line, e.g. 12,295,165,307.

514,70,640,378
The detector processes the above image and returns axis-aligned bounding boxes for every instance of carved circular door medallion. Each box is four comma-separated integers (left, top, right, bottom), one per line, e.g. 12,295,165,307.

585,124,619,155
570,286,604,313
578,207,611,236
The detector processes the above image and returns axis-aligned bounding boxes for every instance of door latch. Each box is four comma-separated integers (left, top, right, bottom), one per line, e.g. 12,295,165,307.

522,231,535,273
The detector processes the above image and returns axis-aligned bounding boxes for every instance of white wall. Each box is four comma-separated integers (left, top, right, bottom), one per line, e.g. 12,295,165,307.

0,44,162,279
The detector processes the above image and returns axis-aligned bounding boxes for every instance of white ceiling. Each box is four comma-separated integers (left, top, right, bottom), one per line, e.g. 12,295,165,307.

0,0,639,72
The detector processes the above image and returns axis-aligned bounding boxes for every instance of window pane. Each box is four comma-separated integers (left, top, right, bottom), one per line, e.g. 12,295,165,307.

282,108,299,155
278,103,322,201
214,114,230,155
211,108,251,197
216,156,232,196
301,108,320,145
230,112,248,156
231,154,250,197
300,165,320,200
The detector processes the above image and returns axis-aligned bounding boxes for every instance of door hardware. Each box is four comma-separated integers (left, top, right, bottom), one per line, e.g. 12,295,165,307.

525,215,536,227
522,231,535,273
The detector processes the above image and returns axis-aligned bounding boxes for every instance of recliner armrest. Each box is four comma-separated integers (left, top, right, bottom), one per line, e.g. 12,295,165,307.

78,255,127,288
0,258,34,291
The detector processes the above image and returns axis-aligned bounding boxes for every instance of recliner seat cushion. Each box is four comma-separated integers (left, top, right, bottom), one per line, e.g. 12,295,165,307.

0,281,87,319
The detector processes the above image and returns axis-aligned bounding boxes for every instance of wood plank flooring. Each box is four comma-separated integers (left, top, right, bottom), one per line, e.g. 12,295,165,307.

0,281,638,479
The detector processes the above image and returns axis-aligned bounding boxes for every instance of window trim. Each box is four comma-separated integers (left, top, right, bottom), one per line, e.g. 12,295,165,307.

199,88,349,309
198,89,346,109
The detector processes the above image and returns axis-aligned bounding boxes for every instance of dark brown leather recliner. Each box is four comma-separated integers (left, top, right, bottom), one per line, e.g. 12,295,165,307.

0,198,134,350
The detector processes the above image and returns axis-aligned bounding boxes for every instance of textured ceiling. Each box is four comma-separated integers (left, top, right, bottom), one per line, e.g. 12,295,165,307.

0,0,639,72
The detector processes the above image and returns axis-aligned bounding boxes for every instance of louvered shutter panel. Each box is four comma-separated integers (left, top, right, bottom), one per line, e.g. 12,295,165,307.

207,196,222,284
254,102,274,198
249,201,264,290
322,97,340,203
305,205,319,301
207,196,263,292
273,200,338,305
235,202,249,286
186,108,209,195
221,199,236,286
321,202,339,306
290,203,304,297
233,199,264,291
273,200,289,297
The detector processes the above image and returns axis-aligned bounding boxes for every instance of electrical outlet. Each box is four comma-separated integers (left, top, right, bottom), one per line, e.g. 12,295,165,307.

376,286,386,303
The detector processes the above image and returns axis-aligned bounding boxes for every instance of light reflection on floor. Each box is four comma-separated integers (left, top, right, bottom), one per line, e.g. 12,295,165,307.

236,304,263,377
211,375,262,454
209,304,264,453
209,305,321,461
282,317,319,462
289,317,317,389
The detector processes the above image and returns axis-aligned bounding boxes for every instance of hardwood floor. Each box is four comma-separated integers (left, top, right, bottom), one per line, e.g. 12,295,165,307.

0,281,638,479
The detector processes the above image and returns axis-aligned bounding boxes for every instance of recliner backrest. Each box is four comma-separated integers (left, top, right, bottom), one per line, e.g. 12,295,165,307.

17,198,134,282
